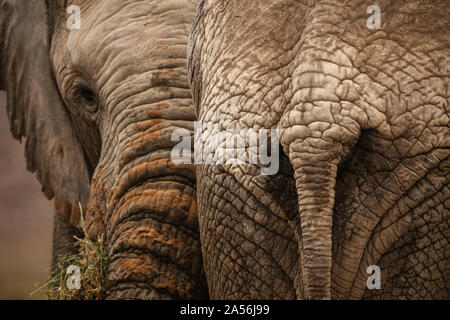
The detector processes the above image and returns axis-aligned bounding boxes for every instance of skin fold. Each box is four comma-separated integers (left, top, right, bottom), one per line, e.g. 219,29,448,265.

0,0,208,299
188,0,449,299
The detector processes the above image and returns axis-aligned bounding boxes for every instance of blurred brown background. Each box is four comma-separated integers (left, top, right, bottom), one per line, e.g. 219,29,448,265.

0,91,53,299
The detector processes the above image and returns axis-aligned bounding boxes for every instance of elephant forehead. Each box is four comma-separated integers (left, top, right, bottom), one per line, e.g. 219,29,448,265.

59,0,196,81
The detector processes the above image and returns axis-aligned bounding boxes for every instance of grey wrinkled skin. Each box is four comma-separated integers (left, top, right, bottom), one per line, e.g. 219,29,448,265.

188,0,449,299
1,0,208,299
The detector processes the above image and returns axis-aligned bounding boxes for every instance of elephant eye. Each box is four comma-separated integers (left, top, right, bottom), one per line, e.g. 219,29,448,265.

75,85,98,113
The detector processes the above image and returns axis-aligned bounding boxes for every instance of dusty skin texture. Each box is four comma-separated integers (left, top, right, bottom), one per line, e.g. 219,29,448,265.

189,0,449,299
1,0,207,299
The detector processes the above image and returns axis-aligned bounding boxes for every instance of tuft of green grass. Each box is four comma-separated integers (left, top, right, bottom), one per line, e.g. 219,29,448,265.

36,205,107,300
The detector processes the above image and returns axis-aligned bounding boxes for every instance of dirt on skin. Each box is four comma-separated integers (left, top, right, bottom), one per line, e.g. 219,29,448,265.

0,91,54,299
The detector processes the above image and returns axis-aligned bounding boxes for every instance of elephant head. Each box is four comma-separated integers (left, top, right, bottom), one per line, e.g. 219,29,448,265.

188,0,449,299
0,0,207,299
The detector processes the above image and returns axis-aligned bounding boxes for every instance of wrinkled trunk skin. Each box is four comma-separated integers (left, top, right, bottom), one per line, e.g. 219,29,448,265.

95,108,205,299
51,0,208,299
103,117,204,299
189,0,449,299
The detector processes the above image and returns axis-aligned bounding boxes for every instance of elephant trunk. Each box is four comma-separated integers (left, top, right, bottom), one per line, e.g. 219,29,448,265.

105,110,207,299
85,82,207,299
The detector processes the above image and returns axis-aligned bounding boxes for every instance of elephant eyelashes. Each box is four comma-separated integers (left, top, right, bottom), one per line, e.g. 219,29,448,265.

75,85,98,113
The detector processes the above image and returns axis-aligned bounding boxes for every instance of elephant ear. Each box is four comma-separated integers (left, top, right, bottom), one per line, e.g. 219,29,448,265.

0,0,90,226
187,0,205,118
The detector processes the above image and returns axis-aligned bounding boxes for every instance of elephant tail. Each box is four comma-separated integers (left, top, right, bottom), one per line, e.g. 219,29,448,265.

280,124,360,299
289,138,340,299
